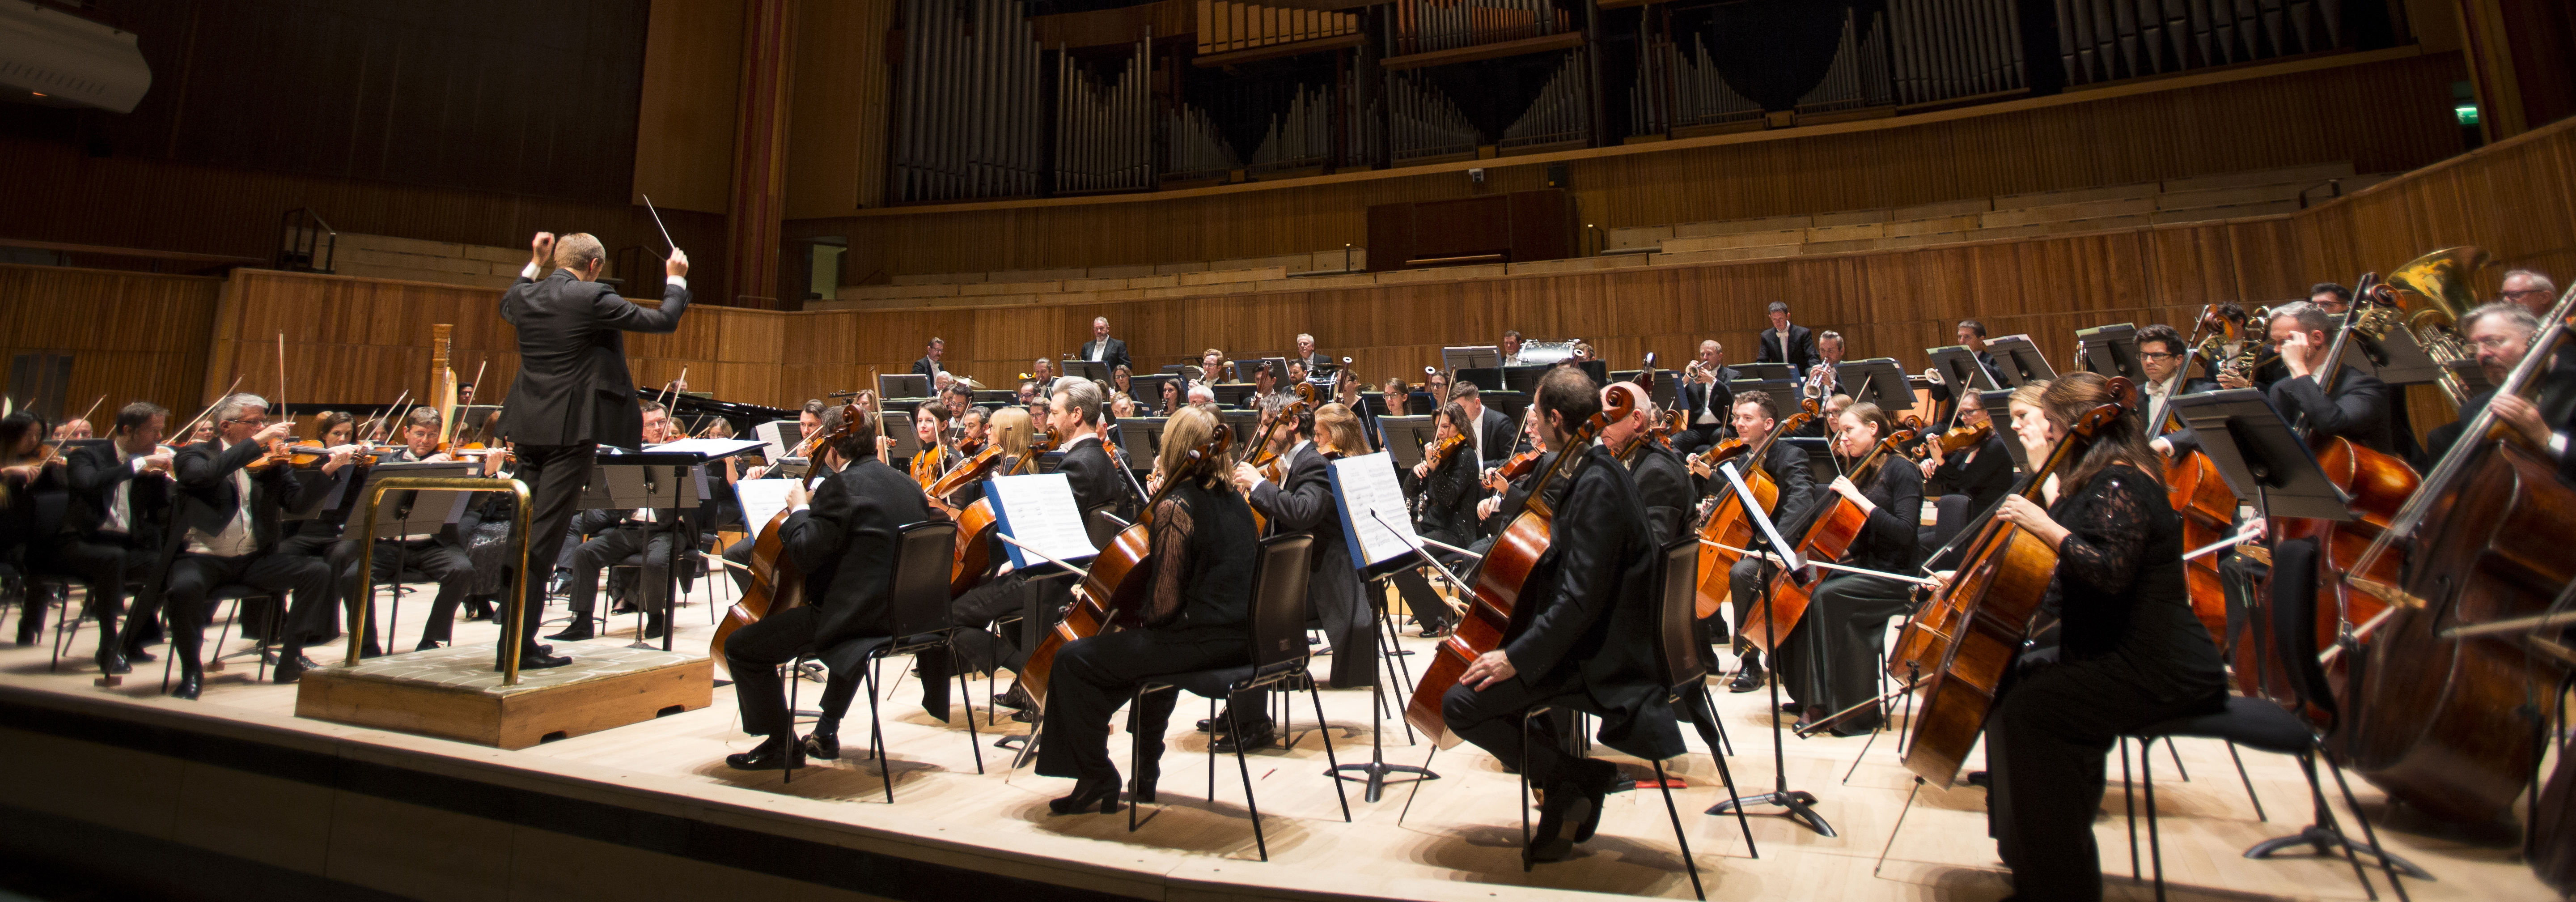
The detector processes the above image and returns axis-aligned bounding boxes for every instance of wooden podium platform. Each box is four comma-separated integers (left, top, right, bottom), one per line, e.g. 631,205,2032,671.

294,642,712,749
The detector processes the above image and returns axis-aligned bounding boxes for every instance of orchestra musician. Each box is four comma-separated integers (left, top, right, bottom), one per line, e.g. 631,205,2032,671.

946,408,1039,701
2135,323,2217,438
1453,382,1515,468
268,412,375,656
1110,364,1133,400
496,230,691,672
550,402,687,642
1293,333,1326,373
1,412,66,646
1034,405,1255,813
910,402,951,485
1757,301,1822,374
1422,370,1452,414
1927,320,2001,410
1031,357,1056,388
939,383,973,426
1612,394,1693,543
1920,399,2014,546
1439,373,1682,864
1049,379,1135,523
1401,401,1482,637
2501,269,2559,318
1228,401,1373,749
1805,330,1850,399
2159,302,2406,460
161,393,336,696
1016,380,1040,411
373,407,488,651
2426,302,2557,460
35,402,174,674
1499,330,1526,367
719,401,931,772
1700,391,1817,692
1774,402,1921,736
1971,371,2228,902
51,418,93,441
1677,340,1738,455
911,337,946,380
1078,317,1131,372
1196,348,1229,387
1244,362,1281,409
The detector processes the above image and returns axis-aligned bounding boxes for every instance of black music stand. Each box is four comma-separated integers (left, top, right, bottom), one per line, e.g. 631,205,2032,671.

1377,416,1437,468
580,451,708,651
2166,391,2355,522
1441,345,1501,372
1479,390,1531,425
1114,416,1167,472
1218,409,1263,450
1834,358,1912,412
1706,460,1836,837
1976,389,2031,470
1128,374,1179,408
1213,383,1260,408
349,462,475,651
2075,323,2146,383
880,411,923,462
972,390,1020,404
877,373,931,401
2336,323,2446,387
1925,347,2000,392
1060,360,1110,383
1984,335,2057,387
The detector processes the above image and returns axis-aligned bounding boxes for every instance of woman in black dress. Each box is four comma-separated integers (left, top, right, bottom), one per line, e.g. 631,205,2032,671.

1397,402,1480,636
1775,402,1922,736
1037,405,1258,814
1980,370,2229,901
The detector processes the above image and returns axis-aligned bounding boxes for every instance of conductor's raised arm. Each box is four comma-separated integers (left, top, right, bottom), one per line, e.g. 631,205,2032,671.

593,247,689,333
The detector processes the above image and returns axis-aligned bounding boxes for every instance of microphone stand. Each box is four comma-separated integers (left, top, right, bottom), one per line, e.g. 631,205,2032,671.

1706,477,1836,837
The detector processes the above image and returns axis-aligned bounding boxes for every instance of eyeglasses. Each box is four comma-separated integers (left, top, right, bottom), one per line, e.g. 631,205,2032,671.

2140,351,2181,361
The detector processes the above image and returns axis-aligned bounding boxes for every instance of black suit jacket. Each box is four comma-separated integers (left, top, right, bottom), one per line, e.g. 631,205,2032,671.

1680,367,1739,431
1494,443,1682,761
1054,435,1133,521
1077,338,1132,373
64,442,171,546
170,439,302,555
1756,325,1821,374
1472,407,1516,468
496,270,691,448
910,357,943,379
781,457,931,648
1247,443,1342,561
1626,440,1694,545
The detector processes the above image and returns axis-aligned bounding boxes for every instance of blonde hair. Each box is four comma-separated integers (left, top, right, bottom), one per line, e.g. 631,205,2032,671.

990,407,1034,459
1159,405,1227,489
1314,403,1365,454
552,233,606,273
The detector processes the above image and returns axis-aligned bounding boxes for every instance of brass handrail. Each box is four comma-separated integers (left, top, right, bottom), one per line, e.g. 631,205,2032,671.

345,476,535,684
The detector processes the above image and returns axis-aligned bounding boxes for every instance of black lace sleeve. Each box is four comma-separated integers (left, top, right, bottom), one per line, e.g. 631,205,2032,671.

1144,493,1198,627
2053,469,2155,595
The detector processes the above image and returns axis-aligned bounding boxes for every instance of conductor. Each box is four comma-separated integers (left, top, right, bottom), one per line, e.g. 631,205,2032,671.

492,231,691,672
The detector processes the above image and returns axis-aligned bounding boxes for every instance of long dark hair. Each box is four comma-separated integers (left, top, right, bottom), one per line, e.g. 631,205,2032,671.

2040,371,2161,494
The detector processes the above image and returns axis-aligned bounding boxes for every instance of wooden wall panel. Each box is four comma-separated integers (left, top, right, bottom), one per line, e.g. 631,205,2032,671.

635,0,750,216
0,266,224,424
817,51,2472,280
784,0,897,218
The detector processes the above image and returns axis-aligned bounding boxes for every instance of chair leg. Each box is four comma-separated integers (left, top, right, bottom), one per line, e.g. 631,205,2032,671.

2144,739,2167,902
2168,739,2191,782
1129,686,1147,834
2226,740,2268,821
2123,736,2140,881
957,660,984,775
1306,681,1351,822
2326,751,2418,900
783,660,799,785
868,656,892,804
1225,702,1267,861
1519,712,1535,873
1653,758,1705,901
2301,751,2382,902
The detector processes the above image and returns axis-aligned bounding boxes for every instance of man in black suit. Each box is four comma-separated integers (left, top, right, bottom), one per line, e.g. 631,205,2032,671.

1453,382,1517,468
1233,400,1368,748
1076,317,1131,374
1702,391,1818,692
1677,339,1739,455
495,231,690,672
911,337,947,380
158,394,335,698
1756,301,1822,374
366,407,488,652
39,402,173,674
1046,379,1134,522
2135,323,2217,439
1292,332,1326,374
719,403,933,771
1608,388,1694,544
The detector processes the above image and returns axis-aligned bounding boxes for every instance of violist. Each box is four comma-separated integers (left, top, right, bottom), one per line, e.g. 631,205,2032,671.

1398,401,1481,637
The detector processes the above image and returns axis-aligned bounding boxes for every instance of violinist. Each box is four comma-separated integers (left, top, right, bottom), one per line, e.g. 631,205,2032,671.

1439,373,1681,864
2134,323,2216,439
1792,393,1852,439
909,402,950,487
1453,382,1513,468
1402,402,1482,637
161,394,335,696
1920,400,2013,545
1035,405,1256,814
373,408,486,651
1676,340,1737,455
34,402,173,673
4,411,70,647
1702,391,1817,693
1774,402,1921,736
1973,371,2228,902
271,412,377,656
51,418,93,441
947,408,1039,709
940,383,974,426
1229,401,1371,750
1477,408,1556,529
720,401,932,772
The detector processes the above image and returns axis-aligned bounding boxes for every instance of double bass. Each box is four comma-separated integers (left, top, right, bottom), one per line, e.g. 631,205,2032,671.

1742,422,1917,651
1896,384,2131,786
708,399,864,676
2161,449,2236,647
1404,387,1636,745
1019,423,1233,708
1687,399,1819,618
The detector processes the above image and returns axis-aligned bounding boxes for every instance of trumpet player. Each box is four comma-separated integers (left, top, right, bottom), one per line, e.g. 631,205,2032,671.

1802,331,1849,399
1677,340,1737,455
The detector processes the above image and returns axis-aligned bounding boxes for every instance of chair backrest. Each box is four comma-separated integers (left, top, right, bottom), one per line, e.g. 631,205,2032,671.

1247,532,1316,670
887,520,961,638
1652,535,1706,693
1083,503,1122,552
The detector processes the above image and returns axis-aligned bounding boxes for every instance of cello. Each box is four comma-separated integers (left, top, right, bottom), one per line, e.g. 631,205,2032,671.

1020,421,1232,707
1742,421,1917,651
1896,382,2131,786
708,399,864,676
1404,386,1636,745
1688,399,1819,618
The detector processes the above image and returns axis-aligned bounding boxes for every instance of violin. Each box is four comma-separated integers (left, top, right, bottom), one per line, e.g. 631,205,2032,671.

1689,398,1818,618
1406,387,1635,745
1420,432,1468,472
710,399,865,676
1745,423,1918,651
1492,449,1542,481
1021,423,1233,709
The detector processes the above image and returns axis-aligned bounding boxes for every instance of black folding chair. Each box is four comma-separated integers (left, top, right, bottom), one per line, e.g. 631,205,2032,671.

788,520,981,798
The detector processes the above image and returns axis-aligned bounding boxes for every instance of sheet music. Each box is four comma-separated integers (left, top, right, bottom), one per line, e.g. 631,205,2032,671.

735,479,797,534
1722,461,1803,570
988,472,1099,567
1327,451,1419,568
644,437,769,459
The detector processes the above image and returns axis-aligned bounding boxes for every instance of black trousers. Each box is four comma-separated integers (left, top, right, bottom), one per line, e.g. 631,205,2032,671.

275,533,367,650
722,536,755,595
1441,675,1586,788
510,443,593,664
35,534,156,657
372,537,476,646
566,526,671,620
161,550,333,671
1987,657,2227,901
1674,423,1725,457
1774,572,1914,722
949,572,1034,675
724,604,823,736
1034,626,1250,783
1721,556,1784,659
1389,567,1447,632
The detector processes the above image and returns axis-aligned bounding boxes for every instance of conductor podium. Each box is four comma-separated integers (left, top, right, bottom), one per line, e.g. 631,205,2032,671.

294,642,712,749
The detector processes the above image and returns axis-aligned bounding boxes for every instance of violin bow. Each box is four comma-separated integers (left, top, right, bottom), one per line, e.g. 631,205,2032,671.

656,366,688,413
71,394,106,434
275,332,290,431
171,375,246,442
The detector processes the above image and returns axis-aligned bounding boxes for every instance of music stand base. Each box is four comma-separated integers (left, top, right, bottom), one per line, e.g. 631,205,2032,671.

1709,789,1837,838
2245,826,2432,879
1331,760,1437,804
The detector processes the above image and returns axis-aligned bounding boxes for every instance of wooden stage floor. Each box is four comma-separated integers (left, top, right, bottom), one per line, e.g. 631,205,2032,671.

1,576,2559,902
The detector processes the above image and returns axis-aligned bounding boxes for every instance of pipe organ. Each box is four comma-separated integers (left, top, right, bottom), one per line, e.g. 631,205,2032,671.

2057,0,2355,87
1055,34,1156,195
1501,49,1593,149
893,0,1045,202
1630,31,1763,136
1889,0,2025,105
1793,6,1893,113
1393,0,1572,56
1386,72,1482,161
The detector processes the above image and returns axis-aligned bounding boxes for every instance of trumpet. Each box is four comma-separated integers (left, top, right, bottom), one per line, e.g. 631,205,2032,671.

1921,366,1944,386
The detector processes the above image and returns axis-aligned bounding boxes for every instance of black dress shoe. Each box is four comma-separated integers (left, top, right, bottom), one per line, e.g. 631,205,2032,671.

546,623,594,642
1965,770,1992,788
803,729,840,761
1196,707,1245,732
1211,720,1277,753
359,644,386,659
120,645,157,664
1048,775,1122,815
174,670,203,701
725,735,805,772
641,617,667,640
1133,766,1160,804
993,685,1034,712
273,656,306,683
1827,715,1883,738
415,639,445,652
500,652,573,672
1779,702,1803,714
95,649,131,676
1528,780,1583,863
1729,662,1767,693
1569,758,1619,843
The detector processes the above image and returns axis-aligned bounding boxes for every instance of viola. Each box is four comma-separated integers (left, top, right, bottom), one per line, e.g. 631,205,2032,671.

710,399,864,676
1929,421,1992,456
1895,383,2130,786
1690,399,1818,618
1021,425,1232,708
1420,432,1467,472
909,442,946,489
1404,387,1636,745
1745,425,1917,651
1492,449,1542,481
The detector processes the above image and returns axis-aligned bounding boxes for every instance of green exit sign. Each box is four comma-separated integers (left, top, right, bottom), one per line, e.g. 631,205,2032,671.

2457,103,2481,126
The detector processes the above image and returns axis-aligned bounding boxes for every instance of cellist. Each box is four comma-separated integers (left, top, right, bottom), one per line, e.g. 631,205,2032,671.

1438,373,1678,864
1969,371,2228,902
1701,391,1816,693
1772,402,1922,736
946,407,1039,714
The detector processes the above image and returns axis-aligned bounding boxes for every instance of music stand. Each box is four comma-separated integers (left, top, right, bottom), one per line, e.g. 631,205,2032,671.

2166,390,2356,522
1128,374,1179,408
1441,345,1501,371
971,390,1020,404
1736,362,1796,381
1376,416,1437,468
2075,323,2146,383
1218,409,1263,450
349,461,475,651
2337,324,2446,386
1705,460,1835,837
1479,390,1531,425
1213,384,1260,408
753,419,802,461
1729,377,1797,401
1059,360,1110,383
1976,389,2029,470
1924,346,2000,393
1328,456,1453,801
877,373,930,401
1115,416,1167,469
1498,365,1551,395
1834,358,1911,411
1452,366,1502,395
580,451,710,651
1984,335,2057,387
878,411,923,461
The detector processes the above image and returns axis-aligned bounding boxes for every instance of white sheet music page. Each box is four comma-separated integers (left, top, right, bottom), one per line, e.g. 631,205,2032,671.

989,472,1099,568
644,438,770,459
1328,451,1418,568
735,479,797,535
